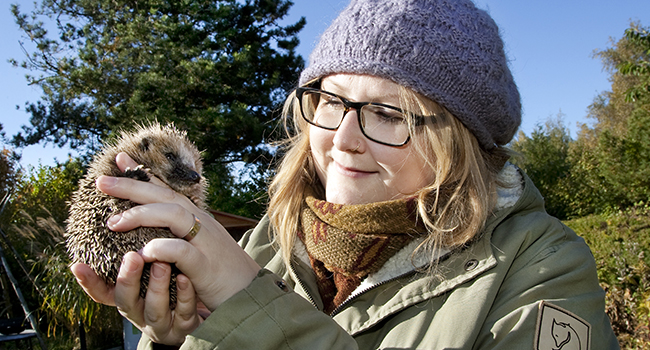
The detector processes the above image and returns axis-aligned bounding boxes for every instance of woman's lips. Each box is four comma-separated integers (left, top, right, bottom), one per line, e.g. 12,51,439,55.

334,161,376,177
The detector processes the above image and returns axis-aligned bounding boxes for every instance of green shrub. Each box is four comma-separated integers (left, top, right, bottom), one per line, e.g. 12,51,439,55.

566,204,650,349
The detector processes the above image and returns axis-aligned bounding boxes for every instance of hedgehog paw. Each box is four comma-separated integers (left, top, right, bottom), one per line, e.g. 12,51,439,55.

124,165,151,182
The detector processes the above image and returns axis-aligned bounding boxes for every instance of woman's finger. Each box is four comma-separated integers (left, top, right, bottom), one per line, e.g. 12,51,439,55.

142,262,173,335
139,273,201,346
141,239,201,271
173,275,202,331
106,203,204,242
115,152,139,171
70,263,116,306
96,175,184,207
114,252,146,325
139,239,214,299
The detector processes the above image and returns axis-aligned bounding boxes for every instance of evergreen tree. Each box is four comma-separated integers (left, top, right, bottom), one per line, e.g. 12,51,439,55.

10,0,305,216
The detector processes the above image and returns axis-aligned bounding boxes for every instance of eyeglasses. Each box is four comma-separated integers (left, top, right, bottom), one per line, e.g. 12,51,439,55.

296,87,424,147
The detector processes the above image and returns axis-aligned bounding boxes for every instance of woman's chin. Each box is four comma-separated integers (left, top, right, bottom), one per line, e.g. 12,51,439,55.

325,189,386,205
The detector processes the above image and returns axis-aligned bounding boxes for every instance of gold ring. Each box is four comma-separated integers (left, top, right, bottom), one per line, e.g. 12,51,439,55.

352,142,360,152
183,214,201,241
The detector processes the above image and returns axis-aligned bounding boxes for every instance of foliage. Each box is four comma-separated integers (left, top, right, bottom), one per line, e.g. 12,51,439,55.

559,135,609,217
0,159,121,348
510,116,572,219
582,22,650,212
205,161,270,219
7,158,84,229
0,148,20,199
0,145,26,321
566,205,650,349
617,26,650,104
10,209,122,348
588,22,647,138
514,22,650,218
10,0,304,157
10,0,306,217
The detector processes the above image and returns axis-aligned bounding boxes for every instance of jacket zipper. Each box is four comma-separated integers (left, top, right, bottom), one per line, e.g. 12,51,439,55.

290,261,319,309
329,249,454,317
329,269,420,317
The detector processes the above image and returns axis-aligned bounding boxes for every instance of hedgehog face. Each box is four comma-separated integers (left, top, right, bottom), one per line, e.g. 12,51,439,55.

128,126,207,208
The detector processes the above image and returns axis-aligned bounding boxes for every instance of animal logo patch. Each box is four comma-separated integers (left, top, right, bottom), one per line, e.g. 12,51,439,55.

535,301,590,350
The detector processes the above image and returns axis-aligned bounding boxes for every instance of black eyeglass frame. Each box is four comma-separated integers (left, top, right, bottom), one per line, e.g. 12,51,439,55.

296,87,426,147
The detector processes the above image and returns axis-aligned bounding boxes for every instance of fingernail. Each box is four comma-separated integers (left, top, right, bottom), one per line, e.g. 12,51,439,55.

107,214,123,228
177,276,188,291
96,176,118,188
152,263,167,279
122,254,139,273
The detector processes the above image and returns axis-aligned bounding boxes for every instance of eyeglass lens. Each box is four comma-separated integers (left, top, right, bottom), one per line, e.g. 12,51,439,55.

300,89,410,146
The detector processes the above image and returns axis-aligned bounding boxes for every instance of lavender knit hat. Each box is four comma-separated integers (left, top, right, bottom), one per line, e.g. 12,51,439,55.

299,0,521,149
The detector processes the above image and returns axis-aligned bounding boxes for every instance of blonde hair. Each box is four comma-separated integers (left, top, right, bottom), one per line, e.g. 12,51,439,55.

268,83,509,268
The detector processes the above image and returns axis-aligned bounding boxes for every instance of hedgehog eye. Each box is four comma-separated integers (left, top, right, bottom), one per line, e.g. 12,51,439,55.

165,152,177,162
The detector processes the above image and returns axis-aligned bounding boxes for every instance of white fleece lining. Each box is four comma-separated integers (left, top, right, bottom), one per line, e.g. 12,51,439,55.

293,163,524,301
349,238,446,298
494,163,523,212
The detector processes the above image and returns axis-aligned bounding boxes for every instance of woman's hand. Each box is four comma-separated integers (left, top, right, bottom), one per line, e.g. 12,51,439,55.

117,252,205,345
71,152,261,345
72,253,207,345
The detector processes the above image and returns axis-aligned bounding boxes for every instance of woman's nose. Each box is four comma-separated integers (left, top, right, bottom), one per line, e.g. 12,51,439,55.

333,109,365,152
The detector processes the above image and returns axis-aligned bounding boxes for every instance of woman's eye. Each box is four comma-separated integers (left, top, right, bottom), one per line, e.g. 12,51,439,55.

320,98,343,109
377,111,406,124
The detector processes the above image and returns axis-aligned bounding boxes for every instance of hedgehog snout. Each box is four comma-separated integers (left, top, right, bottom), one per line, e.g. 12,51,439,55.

188,170,201,183
170,165,202,185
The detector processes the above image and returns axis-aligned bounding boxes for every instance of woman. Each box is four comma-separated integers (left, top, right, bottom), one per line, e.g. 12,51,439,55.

72,0,620,348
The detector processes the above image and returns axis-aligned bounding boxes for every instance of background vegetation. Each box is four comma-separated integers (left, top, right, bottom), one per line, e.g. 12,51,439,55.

511,22,650,349
0,0,648,348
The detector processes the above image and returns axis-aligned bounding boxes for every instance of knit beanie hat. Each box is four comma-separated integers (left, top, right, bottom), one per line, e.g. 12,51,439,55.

299,0,521,149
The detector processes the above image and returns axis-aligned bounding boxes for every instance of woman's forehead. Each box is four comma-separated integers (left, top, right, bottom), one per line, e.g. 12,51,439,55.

320,74,401,103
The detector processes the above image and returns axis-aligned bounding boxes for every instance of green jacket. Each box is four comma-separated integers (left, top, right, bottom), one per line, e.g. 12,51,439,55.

140,169,619,349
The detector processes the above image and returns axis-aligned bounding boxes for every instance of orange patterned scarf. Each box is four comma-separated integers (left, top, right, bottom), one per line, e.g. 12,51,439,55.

298,191,426,314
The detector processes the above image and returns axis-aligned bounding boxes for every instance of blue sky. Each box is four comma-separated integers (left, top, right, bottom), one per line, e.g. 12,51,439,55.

2,0,650,167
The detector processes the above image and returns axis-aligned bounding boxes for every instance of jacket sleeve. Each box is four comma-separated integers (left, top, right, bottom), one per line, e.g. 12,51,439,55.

182,269,357,349
474,212,620,349
138,269,357,350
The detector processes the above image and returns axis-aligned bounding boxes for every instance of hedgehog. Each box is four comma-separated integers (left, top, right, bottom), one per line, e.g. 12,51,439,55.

65,123,207,308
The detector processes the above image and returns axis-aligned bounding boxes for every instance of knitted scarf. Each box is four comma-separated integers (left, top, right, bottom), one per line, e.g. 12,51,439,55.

298,190,426,314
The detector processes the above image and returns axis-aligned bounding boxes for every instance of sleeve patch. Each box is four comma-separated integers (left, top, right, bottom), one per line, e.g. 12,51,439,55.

534,301,591,350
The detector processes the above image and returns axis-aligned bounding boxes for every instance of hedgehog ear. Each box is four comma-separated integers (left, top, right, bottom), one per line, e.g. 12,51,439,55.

140,137,150,152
